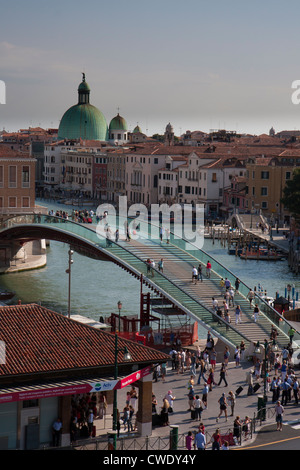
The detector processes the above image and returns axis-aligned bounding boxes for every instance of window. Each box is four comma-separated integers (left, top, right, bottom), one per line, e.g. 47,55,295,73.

185,186,191,194
285,172,291,180
22,197,30,208
261,187,268,196
0,166,3,187
8,166,17,188
261,171,269,179
8,196,17,207
212,173,217,182
261,201,268,209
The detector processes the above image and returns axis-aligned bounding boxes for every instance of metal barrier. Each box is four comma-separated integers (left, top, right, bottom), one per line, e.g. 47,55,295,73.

44,407,278,451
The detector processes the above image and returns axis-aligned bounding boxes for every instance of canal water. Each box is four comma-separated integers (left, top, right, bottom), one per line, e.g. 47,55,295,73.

0,199,299,338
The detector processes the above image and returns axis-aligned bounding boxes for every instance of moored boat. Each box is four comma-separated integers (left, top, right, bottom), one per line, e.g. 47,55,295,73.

239,248,281,261
0,291,15,301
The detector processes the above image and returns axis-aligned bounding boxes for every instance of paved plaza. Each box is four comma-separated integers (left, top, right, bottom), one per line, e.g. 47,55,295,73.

91,341,300,449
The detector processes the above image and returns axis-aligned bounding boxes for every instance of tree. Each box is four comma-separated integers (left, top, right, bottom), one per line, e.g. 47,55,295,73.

281,168,300,220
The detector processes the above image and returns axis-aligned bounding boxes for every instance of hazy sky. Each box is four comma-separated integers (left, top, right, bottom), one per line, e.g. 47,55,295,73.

1,0,300,136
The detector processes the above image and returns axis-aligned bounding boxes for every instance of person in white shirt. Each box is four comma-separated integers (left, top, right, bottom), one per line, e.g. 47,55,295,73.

212,297,218,312
192,267,198,284
194,395,204,421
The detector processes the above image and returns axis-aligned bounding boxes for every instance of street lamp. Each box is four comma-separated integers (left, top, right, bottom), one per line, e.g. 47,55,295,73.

254,339,278,402
65,249,74,318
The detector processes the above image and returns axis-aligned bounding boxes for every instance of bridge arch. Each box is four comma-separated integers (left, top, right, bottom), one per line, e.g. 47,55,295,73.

0,214,295,351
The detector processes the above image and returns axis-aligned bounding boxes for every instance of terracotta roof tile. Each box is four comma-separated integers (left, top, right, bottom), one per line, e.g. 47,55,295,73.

0,304,169,378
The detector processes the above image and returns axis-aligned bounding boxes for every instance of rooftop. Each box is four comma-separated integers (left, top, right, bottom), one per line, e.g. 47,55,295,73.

0,303,169,380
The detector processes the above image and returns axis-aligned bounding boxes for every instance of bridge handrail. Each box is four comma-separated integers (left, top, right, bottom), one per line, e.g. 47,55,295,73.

122,213,296,343
0,214,252,348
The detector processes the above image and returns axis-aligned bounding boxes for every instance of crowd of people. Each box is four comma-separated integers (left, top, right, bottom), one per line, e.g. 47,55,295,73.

69,392,108,441
149,321,300,450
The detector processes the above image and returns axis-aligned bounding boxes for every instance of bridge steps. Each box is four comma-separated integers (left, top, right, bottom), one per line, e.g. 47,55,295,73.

113,238,288,348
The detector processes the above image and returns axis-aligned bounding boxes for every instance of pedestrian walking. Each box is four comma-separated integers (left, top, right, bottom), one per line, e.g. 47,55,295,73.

247,289,255,306
210,348,217,371
212,297,218,312
158,258,164,273
197,359,207,385
240,341,246,361
229,287,235,307
223,346,230,367
218,363,228,387
224,277,231,290
206,260,212,278
235,305,242,324
223,300,229,317
192,266,198,284
197,264,203,282
207,367,217,391
216,393,228,422
202,383,209,409
253,304,259,322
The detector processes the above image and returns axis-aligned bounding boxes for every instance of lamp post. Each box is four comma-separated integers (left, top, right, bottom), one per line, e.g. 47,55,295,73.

254,339,278,402
65,248,74,318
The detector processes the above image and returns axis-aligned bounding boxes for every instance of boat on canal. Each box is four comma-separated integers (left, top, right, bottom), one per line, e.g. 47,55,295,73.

239,247,283,261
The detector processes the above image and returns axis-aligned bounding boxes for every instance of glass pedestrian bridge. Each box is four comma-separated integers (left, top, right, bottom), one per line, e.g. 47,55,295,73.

0,213,297,350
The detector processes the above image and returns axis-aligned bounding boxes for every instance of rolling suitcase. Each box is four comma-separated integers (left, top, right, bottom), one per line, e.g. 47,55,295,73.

191,409,196,420
253,383,260,393
236,386,243,396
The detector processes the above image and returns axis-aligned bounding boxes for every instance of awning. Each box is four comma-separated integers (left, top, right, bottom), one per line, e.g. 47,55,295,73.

0,365,152,404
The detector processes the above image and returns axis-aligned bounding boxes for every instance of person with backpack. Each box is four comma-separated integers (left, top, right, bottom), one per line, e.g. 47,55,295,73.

216,393,228,422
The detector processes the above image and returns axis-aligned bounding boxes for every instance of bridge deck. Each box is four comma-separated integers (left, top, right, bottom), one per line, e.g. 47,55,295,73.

0,214,293,351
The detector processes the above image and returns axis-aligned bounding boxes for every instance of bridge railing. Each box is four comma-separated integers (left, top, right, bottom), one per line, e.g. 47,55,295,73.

1,213,297,345
120,213,297,344
0,214,253,349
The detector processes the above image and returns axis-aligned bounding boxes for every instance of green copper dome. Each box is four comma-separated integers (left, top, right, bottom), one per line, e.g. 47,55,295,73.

109,113,128,131
133,125,142,133
58,74,108,141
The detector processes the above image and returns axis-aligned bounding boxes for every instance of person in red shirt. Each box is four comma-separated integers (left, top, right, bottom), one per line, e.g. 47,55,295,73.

206,261,212,278
210,428,222,450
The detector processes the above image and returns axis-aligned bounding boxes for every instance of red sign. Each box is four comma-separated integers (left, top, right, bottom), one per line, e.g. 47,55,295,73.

116,366,152,389
0,366,153,403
